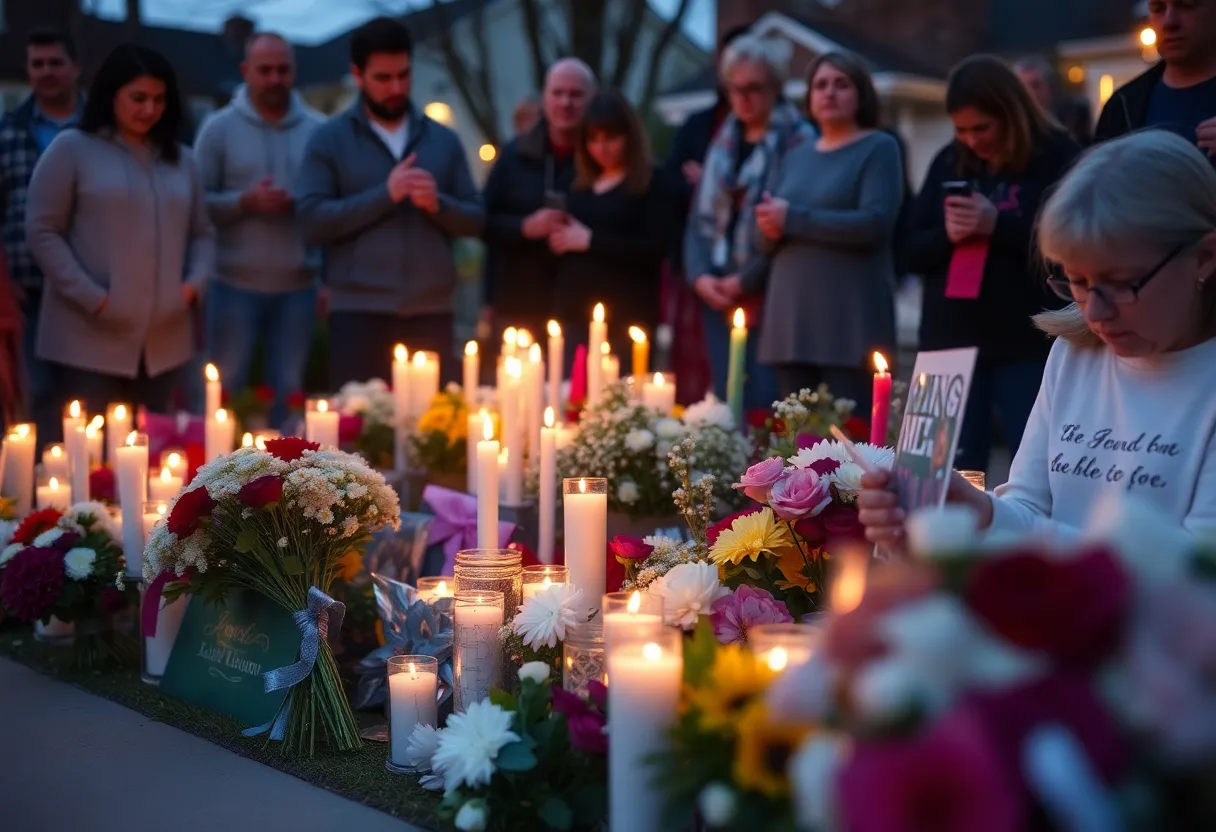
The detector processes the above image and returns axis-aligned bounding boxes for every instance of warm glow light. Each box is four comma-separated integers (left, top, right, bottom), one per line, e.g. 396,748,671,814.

653,372,665,386
579,477,587,494
506,356,522,379
627,591,641,615
1140,27,1156,47
1067,65,1084,84
832,548,868,614
15,424,30,439
88,415,104,432
642,642,662,662
544,406,555,429
160,466,173,483
317,400,328,413
49,477,59,490
242,432,254,448
1099,74,1114,104
767,647,789,672
167,452,182,468
255,436,268,451
600,341,610,355
541,576,552,591
482,414,494,441
126,431,137,446
423,101,452,124
503,326,518,347
479,143,497,162
547,320,561,337
517,329,533,349
156,504,167,517
413,351,427,367
873,351,888,374
68,400,81,419
529,342,542,364
394,343,408,363
436,580,449,596
216,408,229,422
114,404,128,420
465,340,478,357
52,444,63,457
499,447,509,464
593,303,605,323
629,326,646,344
732,308,745,329
408,661,418,679
205,363,219,383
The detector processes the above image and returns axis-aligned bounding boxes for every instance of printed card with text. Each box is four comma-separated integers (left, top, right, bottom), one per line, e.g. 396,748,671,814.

892,347,978,513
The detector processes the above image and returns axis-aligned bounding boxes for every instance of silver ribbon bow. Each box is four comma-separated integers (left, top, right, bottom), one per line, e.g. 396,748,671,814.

242,586,346,740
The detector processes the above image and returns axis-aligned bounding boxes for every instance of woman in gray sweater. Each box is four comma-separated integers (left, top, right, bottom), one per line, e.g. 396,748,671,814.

750,52,903,413
25,44,213,418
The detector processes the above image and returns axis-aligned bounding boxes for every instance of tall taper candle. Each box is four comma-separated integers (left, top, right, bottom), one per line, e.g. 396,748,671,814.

63,400,85,443
42,443,69,482
546,320,563,417
66,423,89,502
525,342,544,458
3,424,35,516
871,351,892,447
409,351,440,419
206,408,236,461
726,307,747,426
629,326,649,379
501,326,518,359
106,403,132,468
476,418,500,549
538,407,557,564
467,407,489,495
587,303,606,406
563,477,607,616
204,363,222,421
393,343,410,471
501,357,523,505
116,432,149,578
463,340,480,404
85,416,104,468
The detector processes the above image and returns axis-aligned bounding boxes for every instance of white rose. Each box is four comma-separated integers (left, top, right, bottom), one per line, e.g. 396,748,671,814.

454,800,489,832
33,528,65,548
624,428,655,452
697,783,737,827
654,418,683,439
617,480,639,504
518,661,551,685
64,547,97,581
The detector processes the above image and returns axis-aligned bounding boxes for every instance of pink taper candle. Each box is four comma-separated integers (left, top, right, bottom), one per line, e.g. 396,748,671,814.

870,351,892,446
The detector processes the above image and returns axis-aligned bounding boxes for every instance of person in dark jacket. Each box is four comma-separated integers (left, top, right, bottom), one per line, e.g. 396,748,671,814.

482,58,596,342
903,55,1079,475
1094,0,1216,154
549,89,669,360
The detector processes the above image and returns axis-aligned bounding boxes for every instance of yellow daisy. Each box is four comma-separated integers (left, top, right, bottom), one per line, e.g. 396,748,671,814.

689,646,775,730
710,507,793,566
733,702,815,798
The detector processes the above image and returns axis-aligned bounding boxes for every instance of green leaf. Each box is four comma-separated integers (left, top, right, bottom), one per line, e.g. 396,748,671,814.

489,688,518,712
495,739,538,772
538,795,573,830
280,555,304,575
683,616,718,687
234,528,257,554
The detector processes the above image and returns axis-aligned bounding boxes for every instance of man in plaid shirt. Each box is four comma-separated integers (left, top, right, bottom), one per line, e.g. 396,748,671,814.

0,29,82,442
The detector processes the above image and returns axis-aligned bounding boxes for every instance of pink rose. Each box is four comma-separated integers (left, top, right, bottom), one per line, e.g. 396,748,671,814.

609,535,653,561
711,585,793,645
769,468,832,521
733,456,788,503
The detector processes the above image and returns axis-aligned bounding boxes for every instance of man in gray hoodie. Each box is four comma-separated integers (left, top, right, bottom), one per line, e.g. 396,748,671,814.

296,17,483,389
194,32,323,427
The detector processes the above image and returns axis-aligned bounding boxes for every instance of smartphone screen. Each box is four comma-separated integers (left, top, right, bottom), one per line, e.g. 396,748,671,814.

942,180,973,198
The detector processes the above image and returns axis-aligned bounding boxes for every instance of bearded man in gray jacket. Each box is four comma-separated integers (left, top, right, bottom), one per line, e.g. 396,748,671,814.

194,32,323,428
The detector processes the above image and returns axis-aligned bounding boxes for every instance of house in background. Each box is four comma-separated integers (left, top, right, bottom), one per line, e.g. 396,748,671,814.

658,0,1154,186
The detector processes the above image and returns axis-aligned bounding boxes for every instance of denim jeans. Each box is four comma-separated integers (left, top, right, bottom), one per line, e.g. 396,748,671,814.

954,359,1047,473
205,282,317,429
54,361,179,434
701,304,778,414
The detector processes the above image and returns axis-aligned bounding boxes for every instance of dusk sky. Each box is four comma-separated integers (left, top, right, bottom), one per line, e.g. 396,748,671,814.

89,0,715,47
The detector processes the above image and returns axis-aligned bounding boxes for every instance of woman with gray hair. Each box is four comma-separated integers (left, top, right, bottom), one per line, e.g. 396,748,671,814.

857,130,1216,546
684,33,815,411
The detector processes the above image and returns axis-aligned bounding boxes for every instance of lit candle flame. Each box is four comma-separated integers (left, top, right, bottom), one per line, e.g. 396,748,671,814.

499,447,509,464
157,504,167,516
88,415,104,432
732,308,746,329
767,647,789,672
544,406,555,429
205,363,219,383
600,341,610,356
593,303,605,323
629,326,646,344
412,351,426,367
167,452,182,468
503,326,518,347
579,477,587,494
409,661,417,678
255,435,268,451
482,416,494,442
653,371,665,386
541,576,552,590
49,477,59,490
113,404,128,420
832,548,869,615
125,431,137,446
627,590,641,614
242,432,254,448
216,408,229,423
51,444,63,457
517,329,533,349
873,351,889,375
642,642,662,661
506,356,522,379
316,400,328,413
161,466,173,483
547,320,561,337
436,580,449,596
68,400,81,419
529,342,542,363
465,340,478,357
15,424,30,439
394,343,408,363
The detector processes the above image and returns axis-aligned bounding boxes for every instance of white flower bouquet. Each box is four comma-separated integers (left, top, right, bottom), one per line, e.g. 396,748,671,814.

143,437,400,755
331,378,398,469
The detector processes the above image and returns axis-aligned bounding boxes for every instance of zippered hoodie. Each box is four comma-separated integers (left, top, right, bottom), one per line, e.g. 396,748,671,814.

295,102,483,317
193,86,323,293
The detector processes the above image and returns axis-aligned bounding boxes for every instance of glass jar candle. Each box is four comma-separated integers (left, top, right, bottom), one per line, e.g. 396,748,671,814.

454,548,523,618
750,622,819,674
453,591,505,712
417,576,455,605
521,564,568,602
563,621,606,698
386,655,439,773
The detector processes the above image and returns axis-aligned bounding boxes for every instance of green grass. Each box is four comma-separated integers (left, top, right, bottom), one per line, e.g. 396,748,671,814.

0,626,441,829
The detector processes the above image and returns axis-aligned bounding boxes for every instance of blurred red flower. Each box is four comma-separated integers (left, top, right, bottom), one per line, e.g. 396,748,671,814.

12,509,64,546
844,416,870,441
167,486,216,538
254,385,275,404
89,466,117,503
263,437,320,462
238,475,283,509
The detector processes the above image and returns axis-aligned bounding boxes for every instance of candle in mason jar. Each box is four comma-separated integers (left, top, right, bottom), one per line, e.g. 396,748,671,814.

602,591,664,651
417,577,454,604
388,656,439,769
522,564,568,602
453,591,504,711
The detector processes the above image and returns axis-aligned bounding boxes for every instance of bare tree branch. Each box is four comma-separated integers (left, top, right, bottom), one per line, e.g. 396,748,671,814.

519,0,549,94
610,0,649,90
427,0,501,146
468,0,500,140
568,0,608,81
639,0,695,115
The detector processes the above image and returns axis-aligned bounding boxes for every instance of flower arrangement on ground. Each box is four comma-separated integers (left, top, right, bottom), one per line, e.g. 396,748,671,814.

557,383,751,516
752,383,907,461
0,503,135,667
143,437,400,755
409,663,608,831
331,378,398,468
410,384,468,476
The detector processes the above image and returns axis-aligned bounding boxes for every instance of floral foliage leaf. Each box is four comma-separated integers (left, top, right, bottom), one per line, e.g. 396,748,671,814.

538,795,574,830
684,616,719,687
496,738,539,772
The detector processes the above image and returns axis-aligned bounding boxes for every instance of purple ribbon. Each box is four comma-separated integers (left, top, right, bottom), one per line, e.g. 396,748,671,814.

422,484,517,574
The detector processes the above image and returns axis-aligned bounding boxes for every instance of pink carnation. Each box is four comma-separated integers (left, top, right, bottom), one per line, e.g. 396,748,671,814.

710,585,793,645
733,456,787,503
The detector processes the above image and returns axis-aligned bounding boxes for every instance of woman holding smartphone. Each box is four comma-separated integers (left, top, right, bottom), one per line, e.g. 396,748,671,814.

902,55,1077,475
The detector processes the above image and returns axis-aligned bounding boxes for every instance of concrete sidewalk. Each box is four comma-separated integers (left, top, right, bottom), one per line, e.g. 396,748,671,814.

0,658,423,832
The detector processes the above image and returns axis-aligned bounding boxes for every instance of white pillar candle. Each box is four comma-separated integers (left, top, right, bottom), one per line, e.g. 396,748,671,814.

3,424,36,516
393,343,410,472
148,464,183,506
463,340,479,403
525,343,544,459
546,320,564,418
160,449,187,480
62,399,85,440
601,342,620,387
539,407,557,564
41,443,69,482
116,432,149,578
409,351,440,419
501,326,518,359
602,591,665,652
204,363,222,422
388,656,440,767
36,476,70,511
105,403,132,468
85,416,104,468
501,357,523,505
65,424,90,503
467,408,489,496
607,631,683,832
476,418,500,550
641,372,677,414
304,399,339,449
205,408,236,462
563,477,607,616
453,591,505,712
587,303,607,406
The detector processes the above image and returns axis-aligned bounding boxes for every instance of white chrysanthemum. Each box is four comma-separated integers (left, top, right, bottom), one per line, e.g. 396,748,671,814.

518,661,550,684
513,583,589,648
61,502,121,543
831,462,865,500
406,723,443,771
0,542,23,567
0,519,17,548
649,561,729,629
432,699,520,790
64,547,97,580
789,441,850,471
624,428,655,451
653,417,684,439
617,480,639,504
682,397,735,430
34,528,65,548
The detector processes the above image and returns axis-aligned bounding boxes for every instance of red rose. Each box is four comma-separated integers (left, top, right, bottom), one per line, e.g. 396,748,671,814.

89,466,117,503
821,503,866,545
255,385,275,404
796,433,826,450
609,535,653,561
843,415,870,441
11,509,64,546
263,436,320,462
238,475,283,509
167,486,216,538
745,409,771,431
184,443,206,485
707,507,762,545
338,414,363,444
964,546,1130,668
770,417,787,437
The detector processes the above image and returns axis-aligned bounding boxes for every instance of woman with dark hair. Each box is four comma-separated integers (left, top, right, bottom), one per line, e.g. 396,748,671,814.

750,51,904,408
25,44,213,417
903,55,1078,475
548,89,669,357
